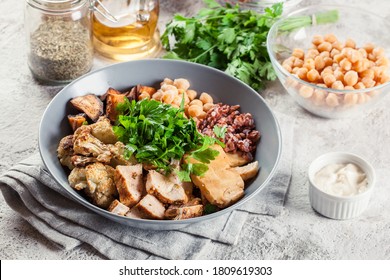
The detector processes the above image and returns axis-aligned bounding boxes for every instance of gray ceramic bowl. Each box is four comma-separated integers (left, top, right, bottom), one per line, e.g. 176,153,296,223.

39,59,281,230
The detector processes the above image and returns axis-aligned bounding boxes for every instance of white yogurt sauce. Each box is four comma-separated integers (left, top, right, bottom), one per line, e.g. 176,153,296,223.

313,163,368,197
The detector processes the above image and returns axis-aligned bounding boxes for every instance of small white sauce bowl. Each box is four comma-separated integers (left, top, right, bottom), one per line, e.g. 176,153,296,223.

308,152,376,220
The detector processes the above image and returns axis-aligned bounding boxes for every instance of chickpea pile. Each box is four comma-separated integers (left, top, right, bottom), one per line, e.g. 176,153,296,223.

138,78,215,121
282,34,390,108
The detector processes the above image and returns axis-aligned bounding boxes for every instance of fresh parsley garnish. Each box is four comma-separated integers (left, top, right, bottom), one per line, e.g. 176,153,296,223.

113,98,223,181
162,0,338,91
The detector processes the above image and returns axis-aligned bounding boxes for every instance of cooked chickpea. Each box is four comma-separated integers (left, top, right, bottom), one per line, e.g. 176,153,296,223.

172,95,183,107
293,58,304,68
152,91,163,101
376,57,389,67
358,48,368,58
344,70,358,86
360,69,374,80
312,89,326,106
323,73,336,87
297,68,308,80
199,92,213,104
321,66,333,76
324,34,337,43
340,58,352,71
292,67,300,74
352,59,368,73
345,38,356,49
361,77,376,88
198,111,207,120
299,85,314,98
357,93,367,104
343,92,358,106
307,69,320,82
138,93,150,100
314,56,325,71
161,84,179,95
161,78,173,86
333,69,344,82
312,35,324,46
162,92,175,104
324,57,333,67
189,99,203,107
331,80,344,90
348,49,363,63
330,49,340,58
307,49,320,58
333,53,345,64
173,78,190,91
188,105,203,118
380,74,390,84
317,42,332,52
283,63,292,73
203,103,215,112
292,48,305,59
186,89,197,101
372,47,385,59
354,82,366,89
332,41,343,51
325,93,339,107
344,86,355,90
303,58,315,70
363,43,375,53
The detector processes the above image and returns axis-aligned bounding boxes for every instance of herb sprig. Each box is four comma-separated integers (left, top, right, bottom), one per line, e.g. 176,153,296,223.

113,98,224,181
162,0,283,90
162,0,339,91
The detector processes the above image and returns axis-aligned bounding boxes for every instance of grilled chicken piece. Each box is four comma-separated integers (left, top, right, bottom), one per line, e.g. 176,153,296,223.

232,161,259,181
165,198,203,220
226,152,251,167
108,199,130,216
68,113,87,132
105,89,126,122
136,194,165,220
115,164,144,207
146,170,187,204
188,145,244,208
165,205,204,220
90,116,117,144
125,206,145,219
84,163,118,208
73,125,112,164
57,135,75,170
108,142,137,167
68,167,87,190
70,94,103,122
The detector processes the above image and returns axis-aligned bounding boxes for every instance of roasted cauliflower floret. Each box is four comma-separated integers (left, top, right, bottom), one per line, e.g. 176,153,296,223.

108,142,137,167
73,125,112,164
84,162,118,208
57,135,75,170
68,167,87,190
90,116,118,144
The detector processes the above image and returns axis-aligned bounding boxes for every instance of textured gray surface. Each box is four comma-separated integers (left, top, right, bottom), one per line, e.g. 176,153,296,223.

1,0,390,260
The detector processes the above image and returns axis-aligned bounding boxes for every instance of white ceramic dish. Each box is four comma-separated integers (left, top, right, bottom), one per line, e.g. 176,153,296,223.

308,152,375,219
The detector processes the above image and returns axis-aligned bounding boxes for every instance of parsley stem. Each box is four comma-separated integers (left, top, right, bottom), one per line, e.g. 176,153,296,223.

190,45,217,62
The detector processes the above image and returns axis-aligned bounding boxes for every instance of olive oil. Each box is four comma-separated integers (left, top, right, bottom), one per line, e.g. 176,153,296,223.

92,0,161,61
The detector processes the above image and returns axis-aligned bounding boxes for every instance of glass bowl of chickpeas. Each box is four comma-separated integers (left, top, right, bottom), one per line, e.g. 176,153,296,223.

267,5,390,118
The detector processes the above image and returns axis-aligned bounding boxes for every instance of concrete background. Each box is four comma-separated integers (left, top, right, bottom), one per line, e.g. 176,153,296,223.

0,0,389,259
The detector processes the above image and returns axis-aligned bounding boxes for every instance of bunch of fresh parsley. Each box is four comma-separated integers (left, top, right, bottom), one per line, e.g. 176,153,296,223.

113,98,225,181
161,0,283,91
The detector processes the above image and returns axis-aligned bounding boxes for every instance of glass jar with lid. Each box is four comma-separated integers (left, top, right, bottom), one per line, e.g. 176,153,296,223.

25,0,94,84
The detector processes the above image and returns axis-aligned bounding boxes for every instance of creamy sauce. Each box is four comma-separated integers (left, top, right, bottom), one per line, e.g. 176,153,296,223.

313,163,368,197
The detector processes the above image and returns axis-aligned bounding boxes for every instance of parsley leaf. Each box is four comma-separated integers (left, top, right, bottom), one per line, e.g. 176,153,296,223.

113,98,222,181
